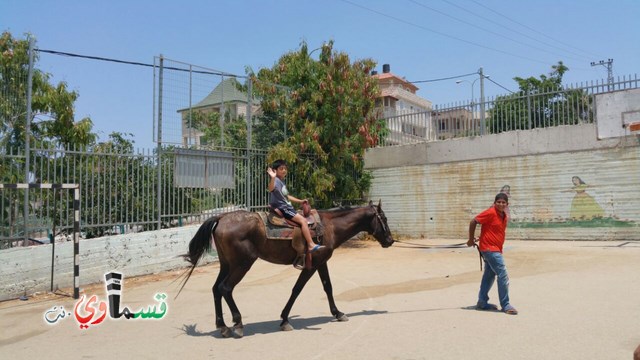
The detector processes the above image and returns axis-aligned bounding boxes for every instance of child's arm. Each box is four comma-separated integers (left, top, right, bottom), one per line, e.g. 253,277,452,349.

267,167,276,192
287,195,307,204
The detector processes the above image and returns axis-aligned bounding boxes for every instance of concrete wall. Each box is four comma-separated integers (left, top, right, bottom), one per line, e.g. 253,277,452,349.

596,88,640,138
365,123,626,168
365,122,640,241
0,225,216,301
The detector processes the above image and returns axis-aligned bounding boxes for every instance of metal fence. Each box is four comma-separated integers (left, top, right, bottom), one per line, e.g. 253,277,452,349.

0,143,349,247
1,143,258,245
377,74,640,146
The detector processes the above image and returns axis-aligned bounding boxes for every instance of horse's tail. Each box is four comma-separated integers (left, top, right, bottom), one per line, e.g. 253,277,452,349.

185,216,219,266
175,216,220,298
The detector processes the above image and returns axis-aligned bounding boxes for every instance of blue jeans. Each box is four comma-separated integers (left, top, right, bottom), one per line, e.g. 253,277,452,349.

477,251,511,309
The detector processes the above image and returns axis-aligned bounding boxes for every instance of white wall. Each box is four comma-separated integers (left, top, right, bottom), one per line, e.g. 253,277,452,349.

596,88,640,138
365,89,640,242
0,225,216,301
366,138,640,241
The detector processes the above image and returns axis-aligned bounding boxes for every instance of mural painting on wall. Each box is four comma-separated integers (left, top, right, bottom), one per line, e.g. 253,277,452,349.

506,177,637,228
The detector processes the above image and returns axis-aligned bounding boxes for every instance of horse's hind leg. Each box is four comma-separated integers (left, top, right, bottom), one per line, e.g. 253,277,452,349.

218,262,255,338
213,262,232,338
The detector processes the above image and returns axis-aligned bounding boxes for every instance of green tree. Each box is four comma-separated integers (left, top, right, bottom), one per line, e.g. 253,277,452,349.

190,109,248,149
251,41,381,207
0,31,96,152
488,61,592,133
1,31,98,245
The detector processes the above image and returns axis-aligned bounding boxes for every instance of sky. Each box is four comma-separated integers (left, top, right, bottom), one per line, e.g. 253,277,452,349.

3,0,639,149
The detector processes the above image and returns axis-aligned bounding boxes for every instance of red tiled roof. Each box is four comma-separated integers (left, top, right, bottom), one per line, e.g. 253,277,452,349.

372,72,419,92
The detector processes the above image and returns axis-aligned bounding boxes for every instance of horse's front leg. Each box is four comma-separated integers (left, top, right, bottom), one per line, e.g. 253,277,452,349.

279,268,316,331
317,263,348,322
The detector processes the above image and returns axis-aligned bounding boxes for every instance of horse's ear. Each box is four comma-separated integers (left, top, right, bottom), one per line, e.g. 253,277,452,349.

368,200,373,206
377,199,382,209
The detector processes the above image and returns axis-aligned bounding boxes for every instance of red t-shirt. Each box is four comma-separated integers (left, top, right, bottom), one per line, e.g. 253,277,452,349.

475,206,508,253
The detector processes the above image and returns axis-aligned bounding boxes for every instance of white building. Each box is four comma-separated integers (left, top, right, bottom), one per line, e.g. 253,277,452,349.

372,64,436,144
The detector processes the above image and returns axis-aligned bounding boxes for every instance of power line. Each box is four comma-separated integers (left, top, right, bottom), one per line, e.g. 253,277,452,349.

36,49,244,78
467,0,600,59
439,0,592,61
37,49,154,68
486,77,514,94
408,0,587,62
340,0,556,66
409,71,478,84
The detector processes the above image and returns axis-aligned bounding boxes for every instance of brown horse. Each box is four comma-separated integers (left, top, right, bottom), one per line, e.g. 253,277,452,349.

181,201,394,338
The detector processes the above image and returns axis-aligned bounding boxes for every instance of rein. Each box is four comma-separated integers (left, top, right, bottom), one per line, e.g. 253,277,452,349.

393,239,467,249
394,239,484,271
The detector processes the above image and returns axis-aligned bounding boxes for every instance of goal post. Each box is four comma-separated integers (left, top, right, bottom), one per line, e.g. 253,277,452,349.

0,183,80,299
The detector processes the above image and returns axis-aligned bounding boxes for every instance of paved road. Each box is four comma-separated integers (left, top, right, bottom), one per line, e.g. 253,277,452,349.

1,239,639,359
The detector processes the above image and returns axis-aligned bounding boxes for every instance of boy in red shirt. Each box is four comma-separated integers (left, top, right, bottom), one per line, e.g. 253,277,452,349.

467,193,518,315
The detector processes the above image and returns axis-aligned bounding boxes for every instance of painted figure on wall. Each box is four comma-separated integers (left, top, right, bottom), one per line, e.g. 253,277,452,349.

562,176,604,220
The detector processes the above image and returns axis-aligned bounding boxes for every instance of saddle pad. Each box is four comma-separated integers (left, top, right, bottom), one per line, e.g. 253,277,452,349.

258,210,323,241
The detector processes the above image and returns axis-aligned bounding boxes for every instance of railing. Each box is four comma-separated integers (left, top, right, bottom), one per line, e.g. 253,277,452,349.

377,74,640,146
0,142,359,248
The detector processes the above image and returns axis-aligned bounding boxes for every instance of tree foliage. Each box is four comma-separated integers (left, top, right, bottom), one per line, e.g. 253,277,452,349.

0,31,96,152
488,61,592,132
1,31,100,244
190,108,248,149
250,41,381,207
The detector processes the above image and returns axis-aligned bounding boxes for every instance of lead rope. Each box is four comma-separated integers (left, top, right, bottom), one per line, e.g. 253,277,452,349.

474,243,483,271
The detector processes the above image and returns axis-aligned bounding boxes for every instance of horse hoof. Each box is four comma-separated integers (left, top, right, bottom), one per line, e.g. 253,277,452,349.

336,313,349,322
219,326,232,338
232,325,244,338
280,323,294,331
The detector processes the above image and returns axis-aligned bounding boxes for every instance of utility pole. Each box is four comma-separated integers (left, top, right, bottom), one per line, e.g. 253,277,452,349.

590,59,614,90
479,67,486,135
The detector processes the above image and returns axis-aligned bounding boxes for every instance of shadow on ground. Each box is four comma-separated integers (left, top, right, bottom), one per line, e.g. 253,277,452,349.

181,309,387,338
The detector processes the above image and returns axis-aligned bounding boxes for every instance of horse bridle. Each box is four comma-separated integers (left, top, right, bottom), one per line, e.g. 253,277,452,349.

372,205,389,237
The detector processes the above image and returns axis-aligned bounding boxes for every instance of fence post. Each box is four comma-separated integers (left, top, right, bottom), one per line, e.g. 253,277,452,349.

23,37,35,246
220,75,225,147
479,67,486,135
246,78,253,210
156,55,164,230
527,89,532,130
73,187,80,299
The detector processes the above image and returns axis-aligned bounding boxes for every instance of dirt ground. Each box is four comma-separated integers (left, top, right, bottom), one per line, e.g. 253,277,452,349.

1,238,639,360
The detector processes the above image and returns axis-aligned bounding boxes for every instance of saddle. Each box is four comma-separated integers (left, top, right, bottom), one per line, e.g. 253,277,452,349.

258,208,323,240
258,209,324,270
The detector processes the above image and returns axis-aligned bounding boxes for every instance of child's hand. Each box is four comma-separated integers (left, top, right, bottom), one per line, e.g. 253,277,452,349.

266,167,276,177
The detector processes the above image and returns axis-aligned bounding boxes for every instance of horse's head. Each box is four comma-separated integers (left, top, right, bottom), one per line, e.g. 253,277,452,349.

369,200,394,248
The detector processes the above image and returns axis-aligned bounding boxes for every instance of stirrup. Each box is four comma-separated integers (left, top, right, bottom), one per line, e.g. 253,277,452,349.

293,255,305,270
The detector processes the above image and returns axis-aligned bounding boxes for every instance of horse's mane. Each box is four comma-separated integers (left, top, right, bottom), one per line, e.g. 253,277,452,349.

319,205,371,218
323,205,362,212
